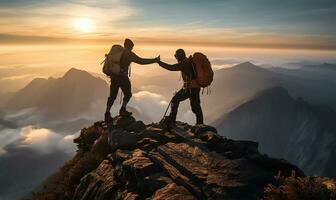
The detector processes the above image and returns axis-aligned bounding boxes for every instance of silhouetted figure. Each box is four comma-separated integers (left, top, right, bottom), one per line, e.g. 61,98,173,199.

105,39,159,122
158,49,204,126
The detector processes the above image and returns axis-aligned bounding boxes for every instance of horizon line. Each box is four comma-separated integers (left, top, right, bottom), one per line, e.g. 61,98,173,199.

1,34,335,51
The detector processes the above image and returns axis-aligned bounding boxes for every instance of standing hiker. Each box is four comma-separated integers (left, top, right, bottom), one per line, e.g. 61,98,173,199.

103,38,160,122
158,49,213,127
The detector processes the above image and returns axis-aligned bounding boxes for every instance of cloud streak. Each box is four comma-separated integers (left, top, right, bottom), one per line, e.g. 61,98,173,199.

0,125,77,200
0,1,136,38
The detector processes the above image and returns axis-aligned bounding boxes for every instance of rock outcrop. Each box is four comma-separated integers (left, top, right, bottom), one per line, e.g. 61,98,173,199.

29,116,308,200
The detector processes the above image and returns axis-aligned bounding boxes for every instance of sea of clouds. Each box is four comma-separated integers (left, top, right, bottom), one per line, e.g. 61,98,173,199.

0,89,197,199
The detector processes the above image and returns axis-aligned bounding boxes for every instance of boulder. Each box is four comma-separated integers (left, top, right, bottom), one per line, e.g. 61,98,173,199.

195,131,222,144
126,120,146,133
113,115,136,128
107,129,138,149
121,149,159,177
137,138,160,151
137,127,184,144
72,160,118,200
191,124,218,135
151,183,195,200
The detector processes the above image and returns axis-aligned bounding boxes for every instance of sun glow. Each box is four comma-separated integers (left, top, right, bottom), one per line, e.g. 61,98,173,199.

71,18,95,32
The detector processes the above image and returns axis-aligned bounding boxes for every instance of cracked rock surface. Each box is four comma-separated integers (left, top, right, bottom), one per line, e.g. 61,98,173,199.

28,116,303,200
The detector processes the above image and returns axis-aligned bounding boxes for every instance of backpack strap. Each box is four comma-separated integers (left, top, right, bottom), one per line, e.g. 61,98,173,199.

100,54,108,65
189,56,196,76
119,49,132,76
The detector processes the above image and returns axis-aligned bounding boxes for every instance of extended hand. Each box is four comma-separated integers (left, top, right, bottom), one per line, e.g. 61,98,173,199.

156,55,161,63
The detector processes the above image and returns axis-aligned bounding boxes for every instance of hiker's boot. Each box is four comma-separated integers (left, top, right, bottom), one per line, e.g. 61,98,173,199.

105,112,112,123
119,107,132,116
160,116,176,130
166,120,176,130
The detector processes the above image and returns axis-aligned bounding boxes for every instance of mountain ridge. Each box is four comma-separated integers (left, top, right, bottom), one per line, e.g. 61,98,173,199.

6,68,108,119
215,86,336,178
230,61,268,71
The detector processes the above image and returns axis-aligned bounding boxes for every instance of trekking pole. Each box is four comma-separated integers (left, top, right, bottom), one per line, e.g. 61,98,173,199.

161,90,177,121
119,90,122,105
100,54,108,65
162,100,172,120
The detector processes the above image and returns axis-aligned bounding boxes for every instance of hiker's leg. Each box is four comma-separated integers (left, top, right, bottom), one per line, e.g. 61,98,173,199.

169,88,189,122
119,76,132,107
119,76,132,115
190,88,203,124
106,77,120,113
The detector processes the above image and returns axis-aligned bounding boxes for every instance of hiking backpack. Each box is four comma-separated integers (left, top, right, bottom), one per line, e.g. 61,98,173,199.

102,45,124,76
191,52,213,87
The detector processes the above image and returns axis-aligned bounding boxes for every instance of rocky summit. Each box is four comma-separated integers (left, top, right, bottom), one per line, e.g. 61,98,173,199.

29,116,333,200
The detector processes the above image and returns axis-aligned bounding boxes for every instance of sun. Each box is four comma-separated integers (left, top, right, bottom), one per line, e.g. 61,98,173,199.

71,18,94,32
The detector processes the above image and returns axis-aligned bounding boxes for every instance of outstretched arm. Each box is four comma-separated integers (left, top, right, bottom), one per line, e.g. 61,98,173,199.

158,61,183,71
131,52,157,65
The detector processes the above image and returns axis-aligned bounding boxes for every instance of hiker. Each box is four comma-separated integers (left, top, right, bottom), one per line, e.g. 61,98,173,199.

103,38,160,122
158,49,213,127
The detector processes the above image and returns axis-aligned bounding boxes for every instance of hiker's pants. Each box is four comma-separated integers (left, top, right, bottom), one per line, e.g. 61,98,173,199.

106,75,132,111
169,88,204,124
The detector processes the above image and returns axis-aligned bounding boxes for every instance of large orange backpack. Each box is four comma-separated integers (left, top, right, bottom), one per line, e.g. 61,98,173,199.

191,53,213,87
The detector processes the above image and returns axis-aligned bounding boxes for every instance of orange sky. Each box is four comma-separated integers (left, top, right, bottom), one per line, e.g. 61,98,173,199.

0,0,335,77
0,0,335,50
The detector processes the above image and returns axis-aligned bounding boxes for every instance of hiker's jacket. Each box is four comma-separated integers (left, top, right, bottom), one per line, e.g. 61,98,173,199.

120,49,156,76
158,59,198,88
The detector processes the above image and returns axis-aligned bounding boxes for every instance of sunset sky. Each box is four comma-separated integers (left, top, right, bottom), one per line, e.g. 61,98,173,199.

0,0,335,49
0,0,335,76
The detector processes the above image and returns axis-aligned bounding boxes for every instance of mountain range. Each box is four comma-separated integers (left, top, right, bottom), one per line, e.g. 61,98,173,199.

2,62,336,123
215,86,336,178
132,62,336,122
1,62,336,199
6,68,109,119
0,66,66,95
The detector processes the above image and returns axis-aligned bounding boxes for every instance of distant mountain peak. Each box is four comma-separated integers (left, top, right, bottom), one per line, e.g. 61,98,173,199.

241,61,254,65
219,87,294,122
242,86,295,108
237,61,256,67
232,62,267,71
22,77,47,89
6,67,108,117
63,68,92,79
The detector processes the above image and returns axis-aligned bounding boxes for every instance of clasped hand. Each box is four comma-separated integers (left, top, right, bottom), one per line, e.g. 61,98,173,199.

155,55,161,63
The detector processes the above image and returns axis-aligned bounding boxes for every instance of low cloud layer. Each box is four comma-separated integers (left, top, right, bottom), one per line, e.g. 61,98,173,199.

83,90,196,124
0,89,198,199
0,126,78,200
131,91,196,124
0,125,78,156
18,126,77,154
130,91,169,121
